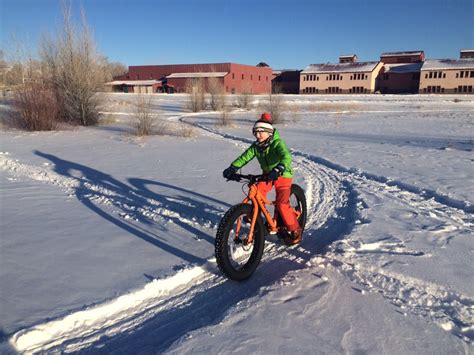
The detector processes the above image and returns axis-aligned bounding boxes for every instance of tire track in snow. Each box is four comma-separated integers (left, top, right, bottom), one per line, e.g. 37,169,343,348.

183,116,474,344
2,126,347,353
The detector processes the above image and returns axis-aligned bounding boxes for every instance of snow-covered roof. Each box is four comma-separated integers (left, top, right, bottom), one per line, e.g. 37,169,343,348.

460,49,474,53
106,80,161,86
302,61,380,74
166,72,228,79
421,59,474,71
381,51,424,57
339,54,357,58
383,62,423,74
273,69,300,75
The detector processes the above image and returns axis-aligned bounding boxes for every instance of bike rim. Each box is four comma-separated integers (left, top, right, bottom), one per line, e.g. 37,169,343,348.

227,213,255,270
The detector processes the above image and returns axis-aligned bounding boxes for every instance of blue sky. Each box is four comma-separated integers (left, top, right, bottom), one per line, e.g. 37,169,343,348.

1,0,473,69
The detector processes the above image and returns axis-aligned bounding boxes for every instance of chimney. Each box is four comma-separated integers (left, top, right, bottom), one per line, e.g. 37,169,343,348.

339,54,357,63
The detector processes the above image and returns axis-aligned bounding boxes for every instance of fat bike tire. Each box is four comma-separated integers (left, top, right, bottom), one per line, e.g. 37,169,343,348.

215,203,265,281
291,184,307,231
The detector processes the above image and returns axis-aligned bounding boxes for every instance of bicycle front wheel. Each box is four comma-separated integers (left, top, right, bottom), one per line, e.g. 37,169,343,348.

215,203,265,281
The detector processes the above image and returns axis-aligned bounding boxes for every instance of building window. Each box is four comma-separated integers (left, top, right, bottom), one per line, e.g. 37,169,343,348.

231,88,235,94
471,71,474,78
460,71,464,78
425,73,428,79
242,74,244,80
232,73,235,79
259,75,261,81
456,73,459,78
429,72,433,79
251,75,253,80
266,76,268,81
443,73,446,78
317,76,319,81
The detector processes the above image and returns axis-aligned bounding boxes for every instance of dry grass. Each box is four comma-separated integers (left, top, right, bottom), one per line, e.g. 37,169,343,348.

308,102,365,113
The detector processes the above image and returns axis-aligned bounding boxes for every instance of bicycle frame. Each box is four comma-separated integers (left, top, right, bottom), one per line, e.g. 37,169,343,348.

235,181,278,245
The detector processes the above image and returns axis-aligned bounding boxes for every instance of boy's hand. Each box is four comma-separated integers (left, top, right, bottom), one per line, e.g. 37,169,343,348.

269,164,285,181
223,166,238,179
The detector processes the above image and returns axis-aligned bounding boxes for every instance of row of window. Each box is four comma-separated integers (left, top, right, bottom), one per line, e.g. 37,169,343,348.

350,86,368,93
425,70,474,79
456,85,473,93
424,86,444,93
303,87,319,93
302,87,368,93
425,71,446,79
231,73,268,81
456,71,474,78
304,73,369,81
422,85,473,93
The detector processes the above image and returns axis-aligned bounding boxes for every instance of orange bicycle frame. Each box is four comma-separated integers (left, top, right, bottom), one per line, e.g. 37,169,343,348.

235,182,279,245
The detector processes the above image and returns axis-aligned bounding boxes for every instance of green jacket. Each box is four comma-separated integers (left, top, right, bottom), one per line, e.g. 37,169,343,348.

231,129,293,178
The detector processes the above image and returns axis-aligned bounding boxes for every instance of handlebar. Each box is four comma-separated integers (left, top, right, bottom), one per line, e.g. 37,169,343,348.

226,173,269,183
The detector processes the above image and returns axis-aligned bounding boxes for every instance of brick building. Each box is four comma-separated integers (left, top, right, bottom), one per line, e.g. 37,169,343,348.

419,58,474,94
272,69,301,94
300,55,383,94
376,51,424,94
109,63,272,94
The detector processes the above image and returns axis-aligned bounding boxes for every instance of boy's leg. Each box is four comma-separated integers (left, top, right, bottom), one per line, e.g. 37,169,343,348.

274,177,300,232
256,180,273,199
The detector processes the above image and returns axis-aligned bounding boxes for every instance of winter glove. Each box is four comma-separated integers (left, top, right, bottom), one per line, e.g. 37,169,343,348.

268,164,285,181
223,165,238,179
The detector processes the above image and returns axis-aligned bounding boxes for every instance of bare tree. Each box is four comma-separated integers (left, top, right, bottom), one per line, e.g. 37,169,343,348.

266,83,287,124
40,1,107,126
237,82,253,110
133,94,155,135
218,104,232,126
185,78,206,112
208,76,225,111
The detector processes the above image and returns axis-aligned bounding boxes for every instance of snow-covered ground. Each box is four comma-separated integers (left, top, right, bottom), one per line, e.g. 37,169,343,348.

0,93,473,354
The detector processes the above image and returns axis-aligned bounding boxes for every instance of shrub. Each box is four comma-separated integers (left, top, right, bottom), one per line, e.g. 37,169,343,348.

133,95,154,136
11,83,60,131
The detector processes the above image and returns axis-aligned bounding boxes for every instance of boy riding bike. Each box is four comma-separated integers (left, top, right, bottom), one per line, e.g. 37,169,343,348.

222,112,303,245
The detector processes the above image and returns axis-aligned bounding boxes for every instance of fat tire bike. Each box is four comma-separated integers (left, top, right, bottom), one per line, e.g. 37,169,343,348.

215,173,307,281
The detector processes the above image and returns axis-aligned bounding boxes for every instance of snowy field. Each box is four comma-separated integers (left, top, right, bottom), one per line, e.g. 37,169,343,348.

0,93,473,354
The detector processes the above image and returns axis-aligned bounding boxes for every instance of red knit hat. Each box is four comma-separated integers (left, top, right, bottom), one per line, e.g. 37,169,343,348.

260,112,272,122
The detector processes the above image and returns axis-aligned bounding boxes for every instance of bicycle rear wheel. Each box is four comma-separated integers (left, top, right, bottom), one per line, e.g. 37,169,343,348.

215,203,265,281
290,184,307,230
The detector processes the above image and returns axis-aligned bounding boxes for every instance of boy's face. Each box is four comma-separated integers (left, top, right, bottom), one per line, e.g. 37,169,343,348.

254,130,271,142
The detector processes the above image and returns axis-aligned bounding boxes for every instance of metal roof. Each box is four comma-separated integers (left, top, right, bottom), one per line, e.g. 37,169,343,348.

383,62,423,73
105,80,162,86
380,51,424,57
166,72,228,79
302,61,380,74
421,59,474,70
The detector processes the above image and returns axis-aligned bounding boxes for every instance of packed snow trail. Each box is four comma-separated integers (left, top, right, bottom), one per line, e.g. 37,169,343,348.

2,139,348,352
182,115,474,344
2,111,473,351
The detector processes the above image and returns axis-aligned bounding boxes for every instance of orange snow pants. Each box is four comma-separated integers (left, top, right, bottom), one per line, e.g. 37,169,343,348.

256,177,300,232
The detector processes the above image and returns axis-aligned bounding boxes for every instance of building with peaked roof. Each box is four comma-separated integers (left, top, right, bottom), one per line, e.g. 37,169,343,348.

300,57,383,94
419,59,474,93
110,63,272,94
376,51,424,94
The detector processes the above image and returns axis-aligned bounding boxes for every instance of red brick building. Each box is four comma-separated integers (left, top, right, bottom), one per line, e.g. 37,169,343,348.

112,63,272,94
